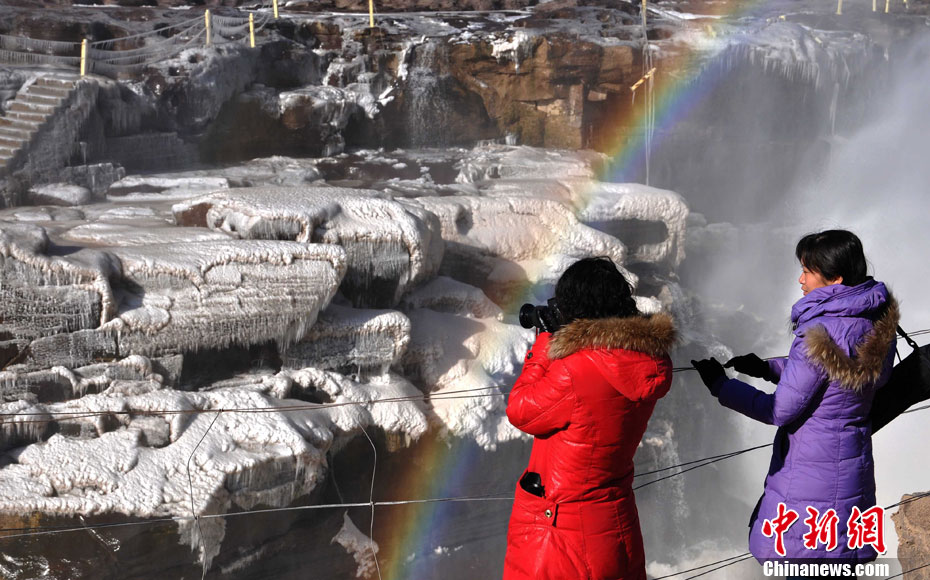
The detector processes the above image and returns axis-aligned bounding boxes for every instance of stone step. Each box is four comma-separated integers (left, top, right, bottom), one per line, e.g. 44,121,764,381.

6,111,46,124
27,85,72,99
8,101,55,114
0,136,25,150
19,93,64,107
33,77,78,90
0,118,41,134
0,133,35,149
0,147,16,159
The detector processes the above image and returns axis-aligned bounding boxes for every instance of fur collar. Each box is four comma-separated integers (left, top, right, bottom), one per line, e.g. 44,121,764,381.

803,295,900,391
548,313,676,360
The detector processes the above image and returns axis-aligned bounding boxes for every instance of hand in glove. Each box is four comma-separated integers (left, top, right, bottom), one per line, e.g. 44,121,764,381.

691,357,727,397
724,353,769,379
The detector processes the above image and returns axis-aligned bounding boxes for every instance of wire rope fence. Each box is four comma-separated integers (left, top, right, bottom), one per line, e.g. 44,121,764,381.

0,10,275,78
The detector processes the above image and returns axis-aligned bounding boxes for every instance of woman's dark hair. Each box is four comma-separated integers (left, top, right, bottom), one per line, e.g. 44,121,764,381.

554,257,639,323
795,229,868,286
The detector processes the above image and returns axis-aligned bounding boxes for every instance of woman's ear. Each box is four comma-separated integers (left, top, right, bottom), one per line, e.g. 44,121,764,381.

829,276,844,286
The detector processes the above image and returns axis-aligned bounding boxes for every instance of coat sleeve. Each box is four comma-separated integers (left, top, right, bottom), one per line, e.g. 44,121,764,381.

717,335,826,426
766,357,787,383
506,333,575,437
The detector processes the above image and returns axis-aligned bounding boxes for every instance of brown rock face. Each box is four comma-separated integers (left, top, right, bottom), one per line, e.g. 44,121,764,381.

437,34,640,149
892,494,930,580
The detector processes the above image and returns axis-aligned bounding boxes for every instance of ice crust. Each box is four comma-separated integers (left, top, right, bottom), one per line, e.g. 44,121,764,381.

106,240,348,354
401,307,531,450
0,367,427,567
332,511,380,579
281,305,411,378
672,20,874,90
405,194,634,302
173,186,444,308
578,183,689,268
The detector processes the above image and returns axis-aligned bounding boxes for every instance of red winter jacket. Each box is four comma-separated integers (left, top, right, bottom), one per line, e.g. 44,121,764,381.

503,314,675,580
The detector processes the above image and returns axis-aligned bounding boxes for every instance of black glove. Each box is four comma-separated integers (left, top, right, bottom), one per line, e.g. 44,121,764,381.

691,358,727,397
724,353,769,379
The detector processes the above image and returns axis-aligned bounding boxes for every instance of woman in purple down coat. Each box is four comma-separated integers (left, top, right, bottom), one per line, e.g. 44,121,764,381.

692,230,898,576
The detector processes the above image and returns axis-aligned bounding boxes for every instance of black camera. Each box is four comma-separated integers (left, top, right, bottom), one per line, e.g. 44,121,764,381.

519,298,563,333
519,471,545,498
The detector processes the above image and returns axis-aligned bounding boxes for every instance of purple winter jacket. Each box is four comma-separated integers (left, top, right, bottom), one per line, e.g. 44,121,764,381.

717,279,899,562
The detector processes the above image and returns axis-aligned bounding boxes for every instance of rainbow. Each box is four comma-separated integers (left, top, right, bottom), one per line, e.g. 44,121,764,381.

375,2,782,577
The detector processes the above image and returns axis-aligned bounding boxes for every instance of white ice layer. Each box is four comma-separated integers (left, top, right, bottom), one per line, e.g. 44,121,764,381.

63,223,232,246
332,511,380,579
0,367,427,567
107,176,230,197
402,307,531,450
406,194,633,288
173,186,443,306
0,221,118,322
282,305,412,376
671,20,872,89
105,240,347,353
578,182,689,268
456,144,604,184
400,276,504,320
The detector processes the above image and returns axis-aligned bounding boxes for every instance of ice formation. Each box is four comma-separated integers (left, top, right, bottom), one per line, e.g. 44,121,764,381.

332,511,380,579
456,144,604,185
404,194,633,303
27,183,93,207
106,240,347,354
173,186,444,308
0,365,428,567
400,306,531,450
672,19,874,89
281,305,411,379
577,183,689,269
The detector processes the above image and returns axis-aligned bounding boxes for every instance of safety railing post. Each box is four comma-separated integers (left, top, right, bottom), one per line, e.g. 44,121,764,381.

249,13,255,47
80,38,87,76
836,0,842,14
369,0,375,27
273,0,279,19
205,9,212,46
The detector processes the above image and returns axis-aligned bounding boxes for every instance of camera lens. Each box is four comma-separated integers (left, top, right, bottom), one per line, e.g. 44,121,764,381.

518,303,537,330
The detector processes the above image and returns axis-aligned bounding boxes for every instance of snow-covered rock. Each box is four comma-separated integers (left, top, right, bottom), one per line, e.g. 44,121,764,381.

27,183,93,207
105,240,347,355
0,369,428,568
577,183,689,269
281,305,411,379
405,194,631,304
173,186,444,308
400,307,530,450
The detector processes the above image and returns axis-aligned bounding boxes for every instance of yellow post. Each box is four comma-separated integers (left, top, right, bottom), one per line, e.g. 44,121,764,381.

836,0,842,15
273,0,279,19
249,13,255,47
873,0,877,11
205,9,211,46
885,0,890,12
80,38,87,77
369,0,375,28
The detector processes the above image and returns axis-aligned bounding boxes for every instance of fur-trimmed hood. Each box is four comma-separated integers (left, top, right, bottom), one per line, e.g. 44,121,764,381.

803,295,900,391
548,313,676,360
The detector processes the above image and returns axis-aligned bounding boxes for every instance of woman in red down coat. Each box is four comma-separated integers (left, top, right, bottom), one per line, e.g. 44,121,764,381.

503,257,675,580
